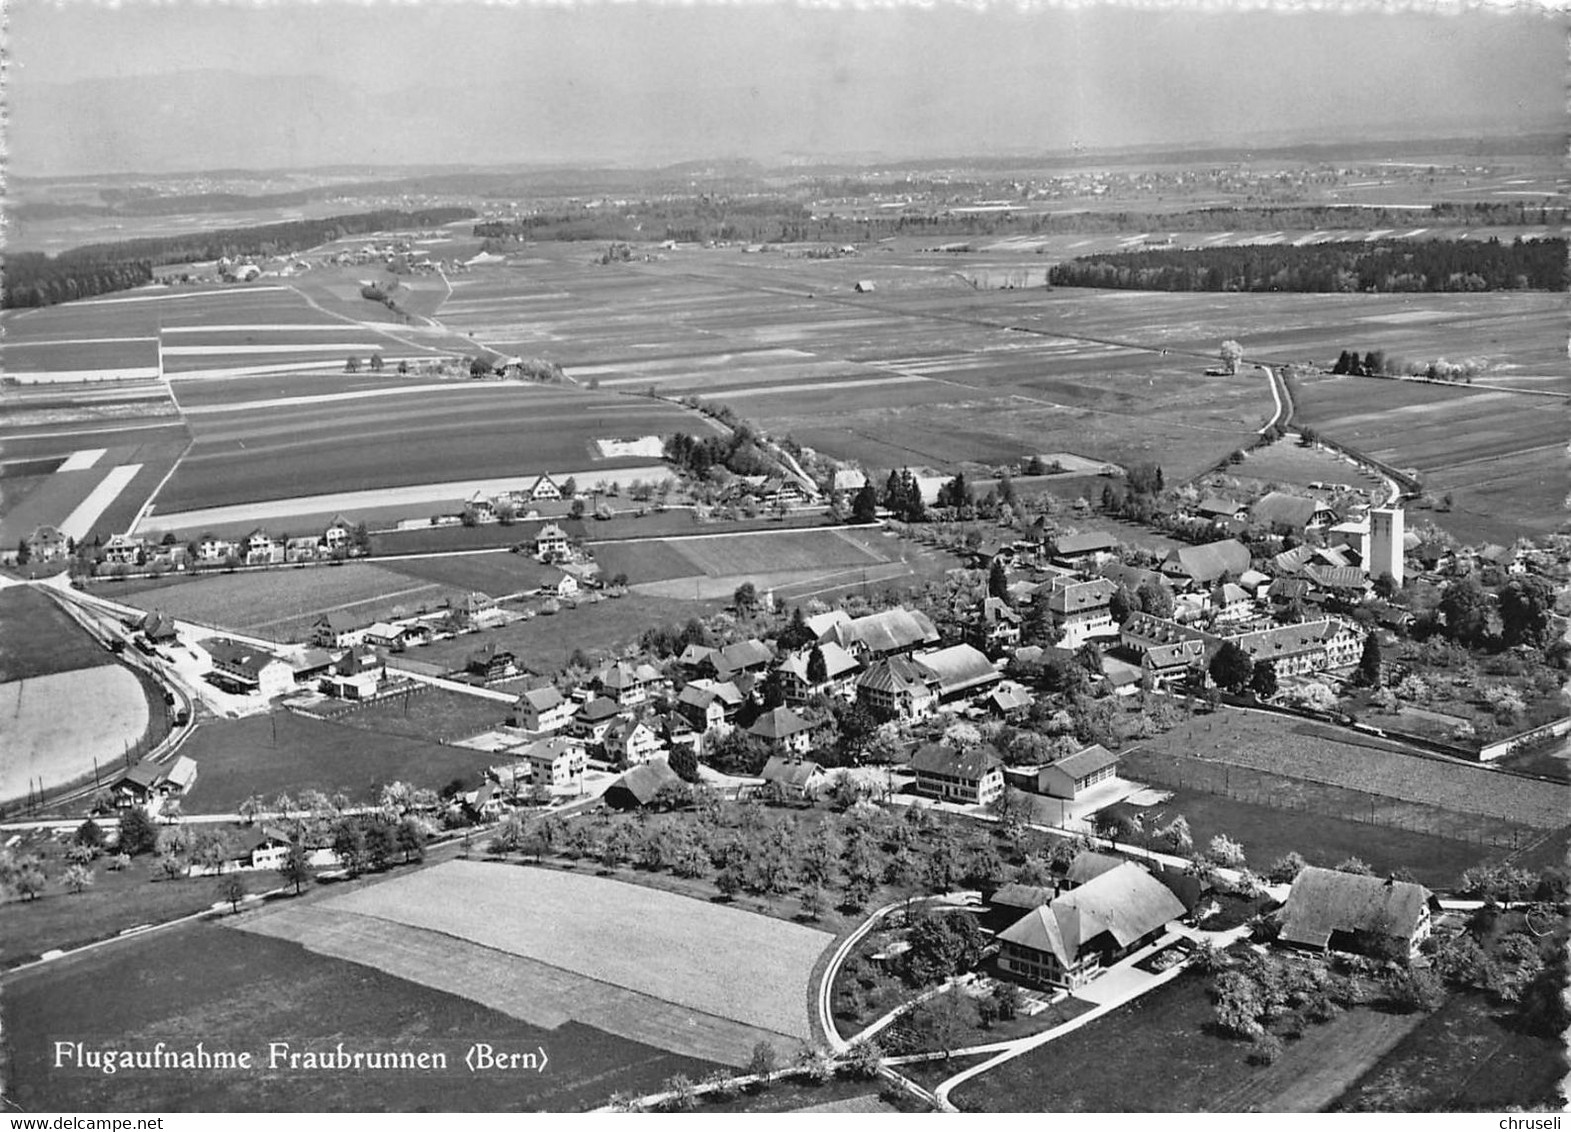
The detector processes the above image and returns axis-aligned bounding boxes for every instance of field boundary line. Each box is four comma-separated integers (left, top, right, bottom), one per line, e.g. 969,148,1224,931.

243,581,448,632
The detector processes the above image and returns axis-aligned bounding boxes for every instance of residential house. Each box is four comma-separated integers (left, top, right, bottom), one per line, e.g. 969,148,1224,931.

1045,577,1119,649
160,755,198,799
1037,745,1121,800
1196,496,1247,524
204,638,296,698
912,643,1002,705
1250,492,1338,533
1051,531,1120,570
832,468,868,494
1239,568,1273,601
520,736,586,788
465,492,496,522
984,883,1059,934
528,474,562,502
909,743,1005,806
464,780,508,820
747,705,817,756
320,648,385,700
363,622,409,651
312,612,365,649
242,826,296,870
542,572,578,600
653,710,700,762
675,644,718,674
675,681,737,737
466,644,518,681
535,523,571,562
102,534,145,567
323,516,355,552
515,684,576,733
776,642,861,703
568,697,625,749
284,536,322,564
1277,866,1436,960
1266,577,1311,612
857,654,939,721
603,758,685,810
603,714,664,768
996,862,1186,990
986,682,1034,720
289,649,334,685
1209,582,1254,624
759,757,827,799
26,525,69,563
804,609,854,643
1162,539,1251,588
704,638,775,682
243,528,282,566
114,756,197,809
595,660,665,706
829,607,940,660
1063,850,1127,889
138,610,180,644
968,596,1023,656
197,535,238,563
1303,564,1372,601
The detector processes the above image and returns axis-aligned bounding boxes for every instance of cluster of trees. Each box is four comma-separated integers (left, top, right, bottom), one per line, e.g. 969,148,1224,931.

4,207,477,309
1415,575,1557,653
1331,349,1487,382
1048,237,1568,294
664,428,778,481
881,469,928,524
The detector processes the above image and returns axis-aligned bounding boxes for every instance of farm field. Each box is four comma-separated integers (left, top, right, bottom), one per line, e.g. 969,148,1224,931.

1,665,152,800
950,969,1427,1112
285,860,829,1054
176,711,497,810
1288,370,1567,542
1,847,280,968
1331,990,1568,1112
319,686,509,745
1134,710,1571,830
414,591,723,675
107,563,467,643
381,551,571,598
0,586,113,680
146,381,708,515
1120,776,1498,890
1225,439,1390,498
0,434,189,548
3,918,710,1111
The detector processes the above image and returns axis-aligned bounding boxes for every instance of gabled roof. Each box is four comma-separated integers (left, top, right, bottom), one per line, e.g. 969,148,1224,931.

120,759,164,790
1268,577,1311,600
315,611,362,632
676,644,717,668
987,684,1034,713
536,523,569,541
1065,850,1126,887
991,883,1058,911
206,637,285,676
715,638,774,672
913,644,1001,696
761,757,824,788
578,697,624,723
1303,564,1368,591
1097,561,1171,594
748,705,814,740
834,607,940,654
163,755,198,790
519,685,565,712
777,642,861,683
1053,744,1120,782
1197,495,1243,518
1054,531,1119,557
1251,492,1331,530
1279,866,1432,950
606,758,684,807
521,736,577,765
1273,545,1315,577
1211,582,1250,605
998,862,1185,966
910,743,1002,782
857,653,937,695
1166,539,1251,585
805,609,854,641
1046,577,1118,615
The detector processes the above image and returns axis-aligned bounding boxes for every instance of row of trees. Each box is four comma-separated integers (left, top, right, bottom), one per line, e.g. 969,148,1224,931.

1048,237,1568,294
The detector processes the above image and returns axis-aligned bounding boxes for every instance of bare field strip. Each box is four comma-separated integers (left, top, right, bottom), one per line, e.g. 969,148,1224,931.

318,860,828,1041
0,665,150,799
58,464,143,540
234,905,789,1066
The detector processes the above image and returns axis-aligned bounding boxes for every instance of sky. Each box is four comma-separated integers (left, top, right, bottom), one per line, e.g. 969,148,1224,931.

4,0,1565,175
